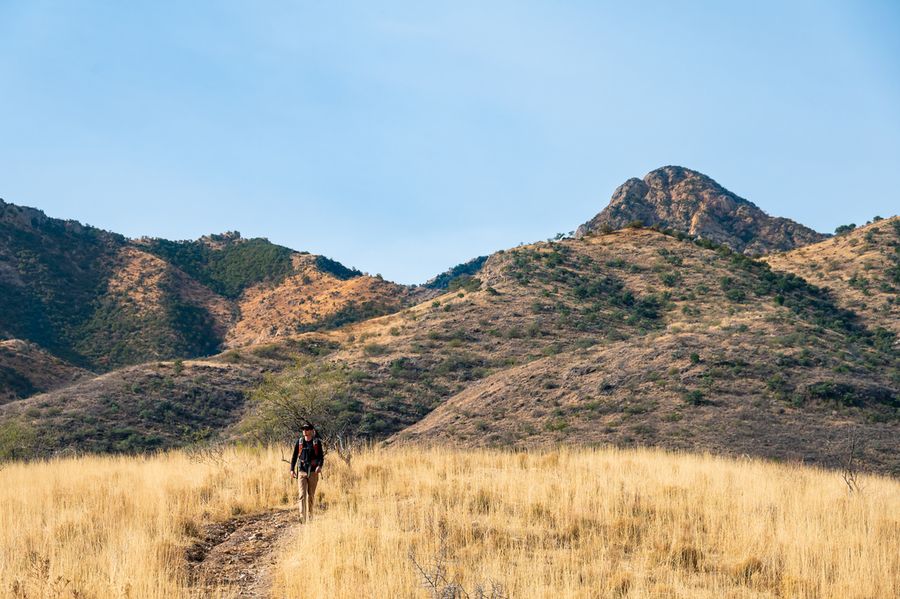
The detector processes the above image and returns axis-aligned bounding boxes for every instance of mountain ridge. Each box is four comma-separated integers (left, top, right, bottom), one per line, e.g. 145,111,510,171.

0,198,414,373
1,173,897,473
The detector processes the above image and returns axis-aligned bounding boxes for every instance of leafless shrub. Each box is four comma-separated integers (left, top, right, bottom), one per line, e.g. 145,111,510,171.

12,551,83,598
409,520,507,599
842,432,865,494
51,447,82,461
334,430,357,468
184,439,230,467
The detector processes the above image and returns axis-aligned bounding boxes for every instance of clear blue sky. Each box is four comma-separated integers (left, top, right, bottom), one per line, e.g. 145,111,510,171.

1,1,898,284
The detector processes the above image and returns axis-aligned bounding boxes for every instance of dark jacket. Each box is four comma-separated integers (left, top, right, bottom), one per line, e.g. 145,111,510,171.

290,436,324,475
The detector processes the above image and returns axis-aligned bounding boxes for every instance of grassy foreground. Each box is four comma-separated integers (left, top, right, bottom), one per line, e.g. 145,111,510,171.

1,446,898,598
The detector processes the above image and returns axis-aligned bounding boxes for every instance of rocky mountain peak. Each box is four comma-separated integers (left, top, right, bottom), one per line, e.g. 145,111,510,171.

577,166,828,255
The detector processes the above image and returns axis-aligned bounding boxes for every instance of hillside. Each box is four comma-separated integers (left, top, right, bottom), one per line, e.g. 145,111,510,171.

249,227,897,472
225,253,410,347
0,199,412,381
8,225,894,471
576,166,828,254
1,183,896,475
0,199,126,366
0,336,337,457
764,216,900,335
0,339,89,404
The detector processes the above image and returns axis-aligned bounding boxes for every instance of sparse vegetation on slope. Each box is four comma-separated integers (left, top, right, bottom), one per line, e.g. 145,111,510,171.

138,234,297,298
764,216,900,335
0,204,235,371
0,201,414,387
0,335,355,459
0,339,89,404
0,201,124,366
240,228,896,473
425,255,489,289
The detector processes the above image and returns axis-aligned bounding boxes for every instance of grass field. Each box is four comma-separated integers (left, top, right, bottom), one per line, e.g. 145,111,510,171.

1,445,898,598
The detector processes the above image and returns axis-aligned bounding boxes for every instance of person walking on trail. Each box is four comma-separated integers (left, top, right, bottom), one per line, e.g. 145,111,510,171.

290,423,324,523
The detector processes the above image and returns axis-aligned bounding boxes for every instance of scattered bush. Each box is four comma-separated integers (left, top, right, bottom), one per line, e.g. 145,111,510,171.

835,224,857,235
363,343,389,357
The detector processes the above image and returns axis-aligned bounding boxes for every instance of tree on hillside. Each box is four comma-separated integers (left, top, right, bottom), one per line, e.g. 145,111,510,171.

241,358,361,462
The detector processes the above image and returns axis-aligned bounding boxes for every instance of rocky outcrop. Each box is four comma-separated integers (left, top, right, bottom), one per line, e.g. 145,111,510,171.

577,166,828,254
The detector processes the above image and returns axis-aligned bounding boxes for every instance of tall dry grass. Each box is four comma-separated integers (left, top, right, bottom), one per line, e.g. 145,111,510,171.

0,447,292,598
0,445,897,598
275,446,900,599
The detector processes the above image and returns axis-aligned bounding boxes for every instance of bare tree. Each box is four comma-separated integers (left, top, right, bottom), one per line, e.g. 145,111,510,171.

244,358,357,462
841,431,864,494
334,429,358,468
184,439,230,467
409,520,507,599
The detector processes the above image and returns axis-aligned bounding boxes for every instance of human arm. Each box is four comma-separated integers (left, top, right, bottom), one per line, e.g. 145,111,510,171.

289,439,299,477
315,439,324,473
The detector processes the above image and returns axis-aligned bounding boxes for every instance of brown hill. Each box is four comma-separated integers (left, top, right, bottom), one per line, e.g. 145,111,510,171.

393,328,899,473
240,228,896,472
226,253,410,347
764,216,900,336
0,337,338,456
0,199,414,393
2,195,896,475
576,166,828,254
0,339,89,404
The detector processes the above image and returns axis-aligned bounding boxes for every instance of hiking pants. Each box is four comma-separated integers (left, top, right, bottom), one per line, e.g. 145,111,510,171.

298,471,319,522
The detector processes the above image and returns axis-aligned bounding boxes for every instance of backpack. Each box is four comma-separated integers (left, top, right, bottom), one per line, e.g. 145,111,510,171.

297,437,323,472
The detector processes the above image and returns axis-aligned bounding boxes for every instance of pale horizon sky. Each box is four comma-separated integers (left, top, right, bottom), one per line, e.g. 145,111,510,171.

2,1,899,284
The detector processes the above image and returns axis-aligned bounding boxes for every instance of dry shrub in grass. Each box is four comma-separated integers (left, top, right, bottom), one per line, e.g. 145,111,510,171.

409,517,508,599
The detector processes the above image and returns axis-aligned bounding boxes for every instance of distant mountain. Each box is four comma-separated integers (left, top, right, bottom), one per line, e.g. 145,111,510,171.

0,198,411,373
576,166,828,254
2,185,897,475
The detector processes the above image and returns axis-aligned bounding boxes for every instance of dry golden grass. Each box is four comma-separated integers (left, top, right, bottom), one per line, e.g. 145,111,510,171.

275,446,900,599
0,447,292,598
1,445,898,598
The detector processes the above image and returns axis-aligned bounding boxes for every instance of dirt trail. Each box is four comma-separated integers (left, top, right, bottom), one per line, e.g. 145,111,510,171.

186,508,298,598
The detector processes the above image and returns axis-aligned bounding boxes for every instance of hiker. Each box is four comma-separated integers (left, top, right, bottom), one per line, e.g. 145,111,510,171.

290,423,324,523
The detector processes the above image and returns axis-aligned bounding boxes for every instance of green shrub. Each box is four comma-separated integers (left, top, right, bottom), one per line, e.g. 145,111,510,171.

545,418,568,431
0,419,37,460
363,343,389,357
682,389,705,406
660,272,679,287
447,275,483,293
221,350,242,363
